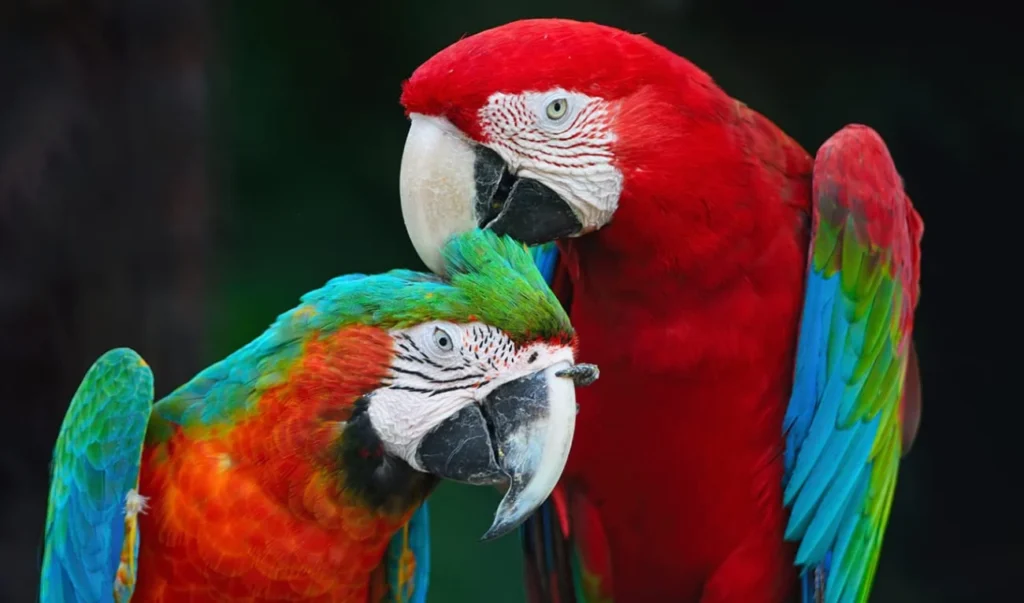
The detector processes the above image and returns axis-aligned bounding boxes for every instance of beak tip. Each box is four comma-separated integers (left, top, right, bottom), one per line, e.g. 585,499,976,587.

479,516,520,542
479,528,501,542
480,478,538,542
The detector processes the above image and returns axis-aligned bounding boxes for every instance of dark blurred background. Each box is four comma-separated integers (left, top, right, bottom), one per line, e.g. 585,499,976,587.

0,1,1017,601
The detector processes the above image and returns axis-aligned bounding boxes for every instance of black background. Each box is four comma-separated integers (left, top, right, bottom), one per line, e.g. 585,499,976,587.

1,1,1017,601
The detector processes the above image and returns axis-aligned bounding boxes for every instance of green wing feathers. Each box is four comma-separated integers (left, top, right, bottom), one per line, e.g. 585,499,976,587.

782,124,923,603
41,348,155,603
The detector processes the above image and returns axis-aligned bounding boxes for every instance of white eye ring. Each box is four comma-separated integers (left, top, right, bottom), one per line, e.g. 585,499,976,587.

545,97,569,120
432,327,454,353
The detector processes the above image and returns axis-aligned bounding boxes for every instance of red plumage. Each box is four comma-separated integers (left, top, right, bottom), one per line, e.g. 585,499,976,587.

555,100,811,603
132,325,415,602
402,19,923,603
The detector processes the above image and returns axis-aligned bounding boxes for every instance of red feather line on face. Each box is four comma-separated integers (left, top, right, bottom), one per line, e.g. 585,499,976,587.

134,325,421,602
401,18,815,295
400,18,929,602
400,19,695,143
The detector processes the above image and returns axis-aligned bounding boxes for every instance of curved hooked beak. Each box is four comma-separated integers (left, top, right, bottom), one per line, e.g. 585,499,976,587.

400,114,583,275
415,361,598,540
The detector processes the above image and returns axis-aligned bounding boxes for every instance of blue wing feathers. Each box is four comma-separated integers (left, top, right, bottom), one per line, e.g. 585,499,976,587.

784,126,919,603
784,275,846,505
41,348,154,603
784,271,829,482
383,500,431,602
787,424,857,539
827,474,870,601
530,243,560,284
407,501,431,603
796,421,877,565
785,267,890,601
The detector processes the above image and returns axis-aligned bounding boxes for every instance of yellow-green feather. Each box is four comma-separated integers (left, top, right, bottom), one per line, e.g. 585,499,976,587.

782,126,919,603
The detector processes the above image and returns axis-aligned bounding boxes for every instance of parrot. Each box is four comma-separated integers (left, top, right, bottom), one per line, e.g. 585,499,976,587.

395,18,924,603
39,228,600,603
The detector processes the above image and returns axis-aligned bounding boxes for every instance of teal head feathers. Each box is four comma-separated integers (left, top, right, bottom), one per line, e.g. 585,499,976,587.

152,228,592,540
41,229,596,603
294,228,573,342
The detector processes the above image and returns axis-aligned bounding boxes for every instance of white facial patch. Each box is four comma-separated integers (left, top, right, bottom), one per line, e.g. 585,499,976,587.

366,320,575,471
478,89,624,231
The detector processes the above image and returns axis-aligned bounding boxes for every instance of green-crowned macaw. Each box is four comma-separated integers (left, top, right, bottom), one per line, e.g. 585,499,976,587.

396,18,924,603
40,229,599,603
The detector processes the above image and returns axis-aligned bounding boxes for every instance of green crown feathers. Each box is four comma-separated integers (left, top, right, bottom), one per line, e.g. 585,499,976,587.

151,229,574,431
292,228,573,342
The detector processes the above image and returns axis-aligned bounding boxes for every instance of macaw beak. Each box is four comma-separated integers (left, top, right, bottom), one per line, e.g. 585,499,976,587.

415,361,598,540
400,114,583,275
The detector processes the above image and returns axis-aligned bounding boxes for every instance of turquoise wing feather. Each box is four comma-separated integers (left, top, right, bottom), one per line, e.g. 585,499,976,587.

381,502,431,602
531,242,561,284
782,125,924,603
40,348,155,603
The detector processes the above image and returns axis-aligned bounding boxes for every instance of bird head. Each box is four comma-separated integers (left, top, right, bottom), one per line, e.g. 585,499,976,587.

302,229,595,539
398,18,731,274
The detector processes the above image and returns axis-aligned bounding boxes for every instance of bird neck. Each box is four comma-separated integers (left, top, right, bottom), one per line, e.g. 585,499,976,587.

574,98,814,309
227,324,436,519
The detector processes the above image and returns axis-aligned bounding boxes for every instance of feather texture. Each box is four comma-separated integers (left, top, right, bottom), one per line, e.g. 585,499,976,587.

522,125,923,603
401,18,926,602
40,348,154,603
40,229,573,602
782,125,923,603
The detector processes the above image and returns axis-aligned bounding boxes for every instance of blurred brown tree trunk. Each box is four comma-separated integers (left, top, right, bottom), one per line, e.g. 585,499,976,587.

0,2,212,600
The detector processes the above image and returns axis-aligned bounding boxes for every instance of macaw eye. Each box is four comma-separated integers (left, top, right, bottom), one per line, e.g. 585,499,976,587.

545,98,568,120
432,327,454,352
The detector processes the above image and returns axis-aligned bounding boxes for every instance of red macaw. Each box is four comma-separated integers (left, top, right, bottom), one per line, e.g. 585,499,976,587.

396,18,924,603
